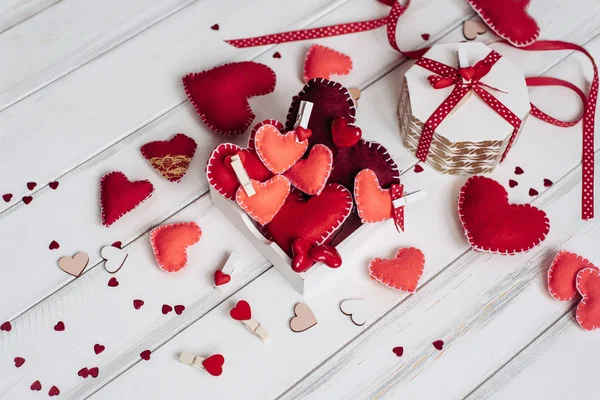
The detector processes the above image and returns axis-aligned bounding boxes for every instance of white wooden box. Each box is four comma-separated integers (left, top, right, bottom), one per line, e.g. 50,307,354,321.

210,186,379,294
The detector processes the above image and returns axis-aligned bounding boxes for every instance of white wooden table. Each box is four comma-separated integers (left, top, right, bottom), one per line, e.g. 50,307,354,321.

1,0,599,398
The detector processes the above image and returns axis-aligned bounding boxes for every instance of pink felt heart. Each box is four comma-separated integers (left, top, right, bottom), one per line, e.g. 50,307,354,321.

254,125,308,174
284,144,333,195
576,268,600,331
548,251,598,301
369,247,425,293
303,44,353,83
354,169,393,223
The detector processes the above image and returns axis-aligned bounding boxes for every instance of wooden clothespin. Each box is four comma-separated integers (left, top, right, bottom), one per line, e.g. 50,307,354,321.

451,44,473,115
230,154,255,197
230,300,269,342
349,87,361,108
392,190,428,209
179,353,225,376
214,252,240,290
294,100,314,129
179,352,205,370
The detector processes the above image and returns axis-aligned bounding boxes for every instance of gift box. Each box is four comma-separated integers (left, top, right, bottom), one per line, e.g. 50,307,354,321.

398,43,531,175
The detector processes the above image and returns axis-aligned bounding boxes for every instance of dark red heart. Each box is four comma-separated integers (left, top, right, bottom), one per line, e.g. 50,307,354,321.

273,51,282,59
458,66,475,81
107,277,119,287
133,299,144,309
230,300,251,321
22,196,33,205
140,350,151,360
162,304,173,315
291,239,315,273
48,386,60,396
14,357,25,367
514,166,524,175
413,164,424,173
295,127,313,142
529,188,539,197
30,380,42,391
183,62,276,135
432,340,444,350
49,181,59,190
458,176,550,254
54,321,65,331
214,270,231,286
49,240,60,250
140,134,197,183
331,117,362,148
100,171,154,227
1,321,11,331
174,305,185,315
543,178,553,187
78,367,89,378
392,346,404,357
2,193,12,202
111,241,122,249
27,182,37,190
421,33,430,40
202,354,225,376
309,245,342,268
262,184,353,257
508,179,518,188
94,344,105,355
88,367,99,378
210,24,219,30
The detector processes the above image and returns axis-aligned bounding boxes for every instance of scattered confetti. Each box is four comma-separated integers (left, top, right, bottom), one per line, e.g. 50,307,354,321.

22,196,33,205
392,346,404,357
27,182,37,190
432,340,444,350
54,321,65,331
49,240,60,250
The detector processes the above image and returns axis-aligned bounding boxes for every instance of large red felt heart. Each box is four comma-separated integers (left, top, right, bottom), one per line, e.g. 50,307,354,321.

548,251,598,301
466,0,539,47
286,79,356,151
150,222,202,273
576,268,600,331
458,176,550,254
303,44,353,83
230,300,251,321
262,184,352,257
369,247,425,293
183,62,276,135
100,171,154,227
284,144,333,195
202,354,225,376
206,143,273,201
140,133,197,183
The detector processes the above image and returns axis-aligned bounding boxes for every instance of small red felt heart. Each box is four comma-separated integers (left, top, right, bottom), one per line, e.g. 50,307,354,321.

140,350,151,360
133,299,144,309
295,127,312,142
304,44,352,83
236,176,291,226
230,300,251,321
309,245,342,268
466,0,539,47
432,340,444,350
174,305,185,315
107,277,119,287
369,247,425,293
206,143,273,201
458,176,550,254
548,251,598,301
354,169,393,223
54,321,65,331
331,117,362,148
1,321,11,331
140,133,197,183
292,239,315,273
14,357,25,368
30,381,42,391
88,367,99,378
202,354,225,376
2,193,12,202
48,386,60,396
214,270,231,286
49,181,59,190
78,367,89,378
49,240,60,250
94,344,105,355
27,182,37,190
22,196,32,205
100,171,154,227
183,62,276,135
255,125,308,174
162,304,173,315
284,144,332,195
392,346,404,357
576,268,600,331
150,222,202,273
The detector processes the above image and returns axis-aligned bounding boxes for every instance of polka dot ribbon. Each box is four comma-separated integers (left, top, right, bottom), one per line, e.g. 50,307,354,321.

390,183,405,232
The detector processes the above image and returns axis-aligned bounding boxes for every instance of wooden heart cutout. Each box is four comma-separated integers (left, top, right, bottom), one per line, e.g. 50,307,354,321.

255,124,308,174
236,175,291,226
548,250,598,301
58,252,89,277
284,144,333,195
462,20,488,40
303,44,353,83
340,299,367,326
101,246,128,274
369,247,425,293
290,303,317,333
354,169,393,223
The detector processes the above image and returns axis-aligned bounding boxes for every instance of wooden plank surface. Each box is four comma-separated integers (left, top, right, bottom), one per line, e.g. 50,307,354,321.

0,0,58,34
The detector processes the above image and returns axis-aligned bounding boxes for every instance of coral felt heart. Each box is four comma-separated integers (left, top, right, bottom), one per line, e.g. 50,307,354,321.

548,251,598,301
466,0,539,47
576,268,600,331
354,169,393,223
183,62,276,135
206,143,273,201
284,144,333,195
286,79,356,150
236,175,291,226
262,184,352,257
328,139,400,192
230,300,251,320
248,119,284,150
140,133,197,183
304,44,353,83
150,222,202,273
255,124,308,174
458,176,550,254
202,354,225,376
369,247,425,293
332,117,362,148
100,171,154,227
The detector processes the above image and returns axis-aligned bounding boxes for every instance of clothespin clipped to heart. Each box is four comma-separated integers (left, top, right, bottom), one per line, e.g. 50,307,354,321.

390,184,428,233
214,251,240,290
230,300,269,342
230,154,255,197
450,44,473,115
294,100,314,130
179,352,225,377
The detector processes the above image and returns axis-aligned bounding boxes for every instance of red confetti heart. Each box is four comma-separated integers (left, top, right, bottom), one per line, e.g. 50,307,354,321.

2,193,12,202
174,305,185,315
14,357,25,367
432,340,444,350
508,179,518,188
22,196,33,205
544,178,553,187
48,386,60,396
273,51,282,59
30,380,42,391
54,321,65,331
210,23,219,30
107,277,119,287
162,304,173,315
94,344,105,355
202,354,225,376
183,62,276,135
140,350,151,360
413,164,424,173
100,171,154,227
369,247,425,293
1,321,11,331
230,300,251,321
514,166,524,175
27,182,37,190
303,44,352,83
49,240,60,250
528,188,539,197
548,251,597,301
133,299,144,309
88,367,99,378
111,241,122,249
49,181,59,190
331,117,362,148
140,134,197,183
78,367,89,378
392,346,404,357
214,270,231,286
421,33,430,40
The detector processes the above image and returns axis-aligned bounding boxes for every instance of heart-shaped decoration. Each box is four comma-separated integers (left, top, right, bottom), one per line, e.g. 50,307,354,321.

214,270,231,286
369,247,425,293
78,367,89,378
462,19,488,40
354,169,393,223
548,251,598,301
576,268,600,331
133,299,144,309
100,171,154,227
2,193,12,202
291,239,315,273
432,340,444,350
107,277,119,287
289,303,317,333
202,354,225,376
140,133,197,183
303,44,353,83
331,117,362,148
183,62,276,135
49,240,60,250
54,321,65,331
14,357,25,368
284,144,333,195
100,246,128,274
30,381,42,391
150,222,202,273
248,119,284,150
163,304,173,314
140,350,151,360
174,305,185,315
458,176,550,254
295,127,312,142
466,0,539,47
206,143,273,201
392,347,404,357
48,386,60,396
309,244,342,269
58,252,89,277
255,124,308,174
262,184,353,257
340,299,367,326
88,367,99,378
94,344,105,355
286,79,356,150
1,321,11,331
230,300,251,321
236,175,291,226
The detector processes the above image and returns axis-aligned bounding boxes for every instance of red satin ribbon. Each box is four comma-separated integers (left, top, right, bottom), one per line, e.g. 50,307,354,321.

225,1,596,220
390,183,405,232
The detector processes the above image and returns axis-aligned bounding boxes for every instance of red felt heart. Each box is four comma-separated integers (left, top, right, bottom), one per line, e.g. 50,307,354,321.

458,66,475,81
214,270,231,286
369,247,425,293
54,321,65,331
202,354,225,377
291,239,315,273
100,171,154,227
230,300,251,321
466,0,539,47
284,144,333,195
14,357,25,368
548,251,598,301
30,381,42,391
140,350,151,360
309,245,342,268
262,184,352,257
331,117,362,148
458,176,550,254
48,386,60,396
140,133,197,183
206,143,273,201
94,344,105,355
236,176,291,226
150,222,202,273
183,62,276,135
303,44,353,83
286,79,356,151
576,268,600,331
133,299,144,309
